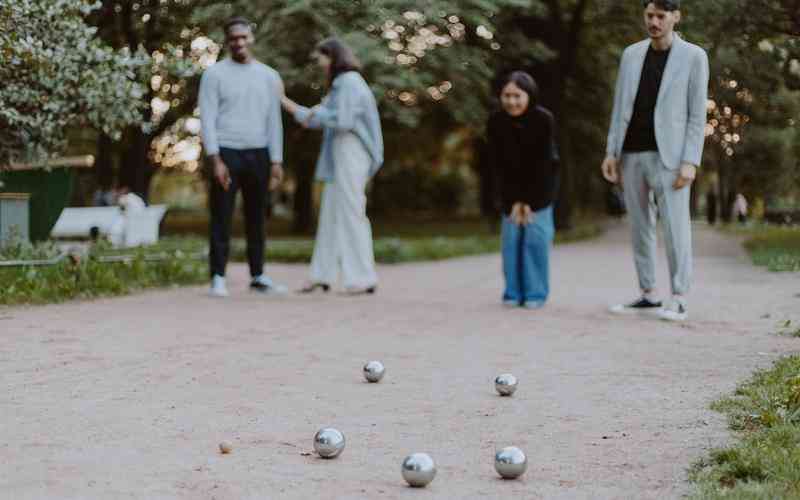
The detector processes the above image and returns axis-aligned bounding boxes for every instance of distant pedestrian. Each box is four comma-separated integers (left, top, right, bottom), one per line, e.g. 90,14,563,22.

733,193,748,224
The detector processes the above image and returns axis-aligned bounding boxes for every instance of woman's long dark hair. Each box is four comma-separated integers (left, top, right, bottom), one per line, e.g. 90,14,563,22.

316,38,362,87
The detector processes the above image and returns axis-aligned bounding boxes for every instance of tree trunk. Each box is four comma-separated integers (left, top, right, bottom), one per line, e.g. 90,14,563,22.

718,158,733,223
120,128,155,203
553,0,591,231
690,180,699,218
553,116,574,231
292,159,314,235
95,133,114,191
289,129,321,235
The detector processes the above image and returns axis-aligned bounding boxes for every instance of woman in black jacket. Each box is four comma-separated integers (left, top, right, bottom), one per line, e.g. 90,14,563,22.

487,71,559,309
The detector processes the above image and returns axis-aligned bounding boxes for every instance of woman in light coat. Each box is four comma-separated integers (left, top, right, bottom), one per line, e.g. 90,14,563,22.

281,38,383,295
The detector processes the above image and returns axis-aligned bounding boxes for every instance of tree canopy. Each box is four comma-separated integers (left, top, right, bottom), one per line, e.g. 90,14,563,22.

4,0,798,223
0,0,145,166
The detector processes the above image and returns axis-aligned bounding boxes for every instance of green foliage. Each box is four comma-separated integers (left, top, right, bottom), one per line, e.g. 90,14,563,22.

193,0,529,130
0,231,61,261
742,226,800,272
88,0,209,136
778,320,800,339
691,356,800,499
371,165,468,214
0,244,206,306
682,0,800,206
0,0,147,164
0,219,602,306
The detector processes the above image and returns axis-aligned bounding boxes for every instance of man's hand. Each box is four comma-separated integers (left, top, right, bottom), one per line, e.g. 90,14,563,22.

601,156,620,184
673,163,696,190
269,163,284,191
212,157,231,191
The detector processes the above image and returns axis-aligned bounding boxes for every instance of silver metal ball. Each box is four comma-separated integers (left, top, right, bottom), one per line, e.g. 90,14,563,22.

495,373,518,396
363,361,385,383
313,428,345,459
494,446,528,479
401,453,437,487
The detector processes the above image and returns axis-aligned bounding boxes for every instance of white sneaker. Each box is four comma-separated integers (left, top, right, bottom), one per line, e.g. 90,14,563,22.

250,275,289,295
522,300,545,310
209,275,229,298
657,297,688,322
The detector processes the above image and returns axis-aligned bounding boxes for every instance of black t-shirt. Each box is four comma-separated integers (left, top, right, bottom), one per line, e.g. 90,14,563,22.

623,45,671,152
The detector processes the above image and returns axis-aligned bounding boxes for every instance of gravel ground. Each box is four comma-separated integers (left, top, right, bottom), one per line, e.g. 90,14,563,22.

1,223,798,500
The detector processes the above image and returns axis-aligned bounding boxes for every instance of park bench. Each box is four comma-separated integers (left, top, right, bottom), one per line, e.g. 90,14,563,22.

51,204,168,247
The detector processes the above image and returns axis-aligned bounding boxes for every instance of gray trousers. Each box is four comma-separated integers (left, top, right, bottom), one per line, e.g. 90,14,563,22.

621,151,692,295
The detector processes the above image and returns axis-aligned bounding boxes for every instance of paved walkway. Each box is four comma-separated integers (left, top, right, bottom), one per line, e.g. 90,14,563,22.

1,223,798,499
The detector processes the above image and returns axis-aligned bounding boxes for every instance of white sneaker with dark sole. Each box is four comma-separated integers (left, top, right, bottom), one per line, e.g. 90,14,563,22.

522,301,545,310
250,275,289,296
609,297,663,316
657,300,688,322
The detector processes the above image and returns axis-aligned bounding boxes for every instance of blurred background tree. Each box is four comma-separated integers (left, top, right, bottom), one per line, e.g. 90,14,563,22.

84,0,215,202
24,0,798,234
683,0,800,222
192,0,531,232
0,0,146,166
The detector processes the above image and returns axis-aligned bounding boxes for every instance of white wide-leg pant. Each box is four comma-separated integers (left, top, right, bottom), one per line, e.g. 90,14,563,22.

310,132,378,289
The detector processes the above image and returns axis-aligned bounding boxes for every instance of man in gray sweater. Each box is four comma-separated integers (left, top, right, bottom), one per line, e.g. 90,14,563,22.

199,17,287,297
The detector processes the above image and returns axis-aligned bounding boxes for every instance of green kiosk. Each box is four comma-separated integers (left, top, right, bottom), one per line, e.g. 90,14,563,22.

0,156,94,245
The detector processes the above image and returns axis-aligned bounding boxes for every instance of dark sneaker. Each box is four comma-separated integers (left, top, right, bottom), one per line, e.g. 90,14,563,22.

298,282,331,294
342,286,377,296
609,297,663,315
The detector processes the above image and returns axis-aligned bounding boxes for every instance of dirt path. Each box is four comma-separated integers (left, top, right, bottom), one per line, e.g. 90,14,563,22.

1,223,798,499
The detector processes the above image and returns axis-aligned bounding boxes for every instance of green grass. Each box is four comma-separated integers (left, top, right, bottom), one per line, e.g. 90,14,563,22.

0,219,603,306
0,249,207,306
728,224,800,272
163,210,604,240
690,355,800,499
170,217,601,264
777,320,800,339
264,237,501,264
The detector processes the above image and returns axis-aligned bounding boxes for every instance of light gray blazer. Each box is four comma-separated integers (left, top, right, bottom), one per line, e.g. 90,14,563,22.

606,34,710,170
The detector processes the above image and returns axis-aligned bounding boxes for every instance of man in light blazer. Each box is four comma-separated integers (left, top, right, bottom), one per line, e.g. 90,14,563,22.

602,0,709,321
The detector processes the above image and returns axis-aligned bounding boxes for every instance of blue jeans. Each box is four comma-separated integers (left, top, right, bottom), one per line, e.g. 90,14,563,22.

501,205,554,305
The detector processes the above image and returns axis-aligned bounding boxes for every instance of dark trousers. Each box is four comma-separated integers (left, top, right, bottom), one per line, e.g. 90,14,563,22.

209,147,270,278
